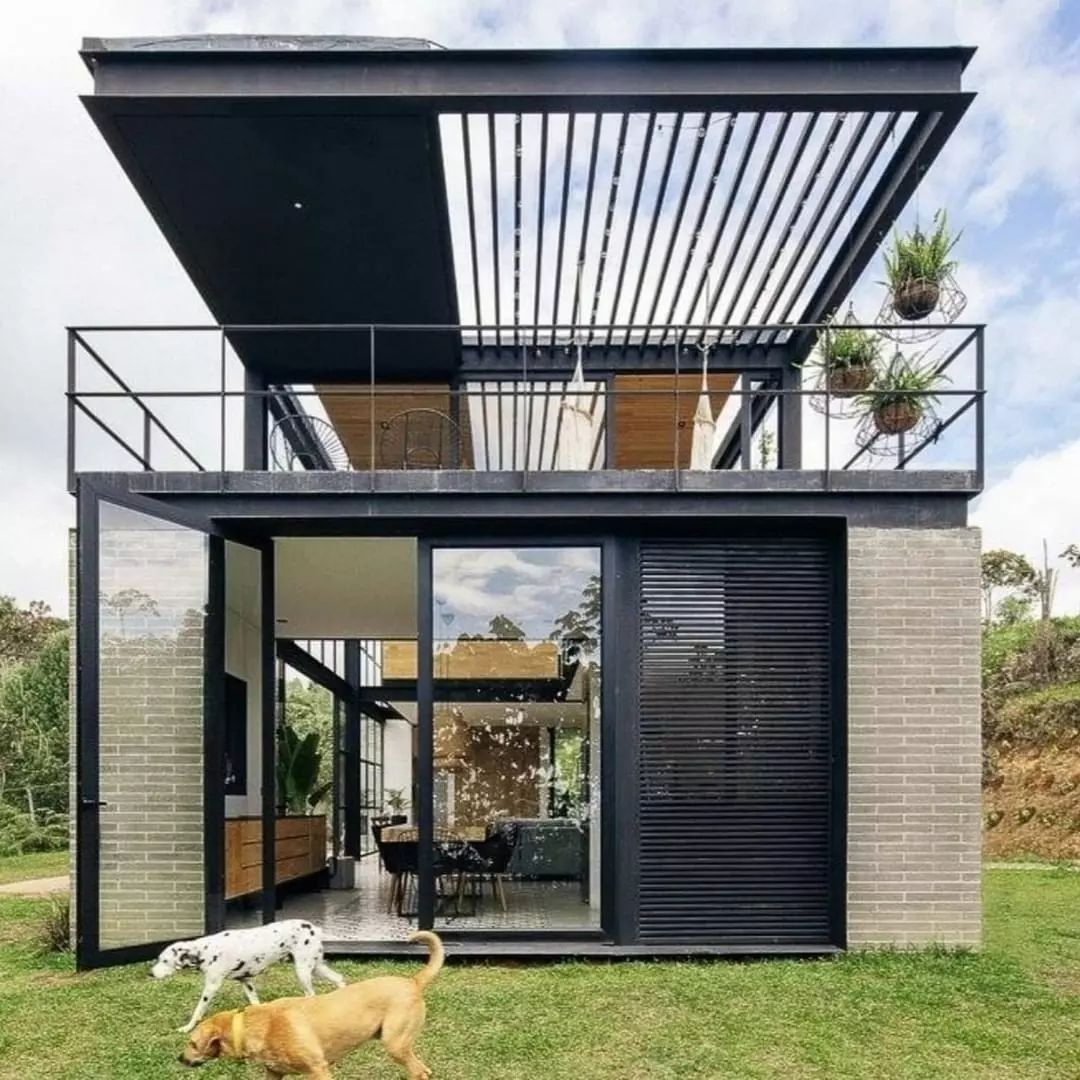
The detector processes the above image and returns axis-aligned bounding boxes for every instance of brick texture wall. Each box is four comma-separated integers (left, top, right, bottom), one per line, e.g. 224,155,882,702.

95,504,207,949
847,527,982,947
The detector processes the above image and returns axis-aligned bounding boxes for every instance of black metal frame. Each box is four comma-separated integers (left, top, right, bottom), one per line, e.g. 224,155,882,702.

74,479,264,968
74,472,853,962
65,321,987,495
416,534,616,940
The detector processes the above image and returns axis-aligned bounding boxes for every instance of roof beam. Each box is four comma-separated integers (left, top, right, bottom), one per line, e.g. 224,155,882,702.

85,45,974,112
460,342,789,374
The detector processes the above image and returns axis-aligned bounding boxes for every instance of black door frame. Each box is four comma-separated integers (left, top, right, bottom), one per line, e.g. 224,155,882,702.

74,478,264,969
414,534,622,941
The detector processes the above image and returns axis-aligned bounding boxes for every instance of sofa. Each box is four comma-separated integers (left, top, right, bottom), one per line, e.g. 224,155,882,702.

501,818,585,880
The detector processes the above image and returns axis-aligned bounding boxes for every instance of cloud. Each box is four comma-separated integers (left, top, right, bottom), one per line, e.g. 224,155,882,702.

0,0,1077,616
972,437,1080,615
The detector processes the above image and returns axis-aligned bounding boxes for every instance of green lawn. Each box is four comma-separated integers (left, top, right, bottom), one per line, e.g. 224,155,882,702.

0,849,69,886
0,870,1077,1078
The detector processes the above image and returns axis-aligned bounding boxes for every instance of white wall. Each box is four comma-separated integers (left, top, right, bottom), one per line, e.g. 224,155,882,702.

382,717,415,820
225,542,262,819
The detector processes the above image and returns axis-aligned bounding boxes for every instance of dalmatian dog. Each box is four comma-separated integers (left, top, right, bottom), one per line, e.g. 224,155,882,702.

151,919,346,1033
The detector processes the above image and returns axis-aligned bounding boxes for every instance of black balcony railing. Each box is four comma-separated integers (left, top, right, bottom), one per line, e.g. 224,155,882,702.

65,322,985,492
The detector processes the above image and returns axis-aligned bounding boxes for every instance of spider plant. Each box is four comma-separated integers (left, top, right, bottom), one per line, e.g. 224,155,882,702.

883,209,961,320
855,353,950,436
804,320,882,395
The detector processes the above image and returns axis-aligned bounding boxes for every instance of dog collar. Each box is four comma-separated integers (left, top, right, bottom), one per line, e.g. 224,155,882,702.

230,1011,246,1058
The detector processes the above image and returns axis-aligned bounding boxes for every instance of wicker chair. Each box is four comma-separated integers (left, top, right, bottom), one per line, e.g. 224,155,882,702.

378,408,460,469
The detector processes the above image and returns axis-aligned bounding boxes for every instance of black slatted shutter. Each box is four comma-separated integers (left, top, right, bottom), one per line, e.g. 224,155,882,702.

637,537,835,945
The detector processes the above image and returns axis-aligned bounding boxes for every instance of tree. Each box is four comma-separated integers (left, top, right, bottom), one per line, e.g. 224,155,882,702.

0,597,65,669
1028,539,1059,623
0,631,70,819
282,678,334,808
487,614,525,641
980,550,1036,623
550,574,601,656
995,594,1033,626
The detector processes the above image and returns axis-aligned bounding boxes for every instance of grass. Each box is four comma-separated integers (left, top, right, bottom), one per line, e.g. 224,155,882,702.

0,849,69,886
0,870,1078,1078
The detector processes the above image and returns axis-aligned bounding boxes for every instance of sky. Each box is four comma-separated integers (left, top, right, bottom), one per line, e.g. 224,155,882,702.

0,0,1078,616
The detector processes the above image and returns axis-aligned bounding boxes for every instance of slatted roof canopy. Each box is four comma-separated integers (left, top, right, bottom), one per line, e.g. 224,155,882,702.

81,38,975,378
441,108,921,353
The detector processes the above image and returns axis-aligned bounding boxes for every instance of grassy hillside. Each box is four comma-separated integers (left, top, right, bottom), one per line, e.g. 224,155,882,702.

983,617,1080,860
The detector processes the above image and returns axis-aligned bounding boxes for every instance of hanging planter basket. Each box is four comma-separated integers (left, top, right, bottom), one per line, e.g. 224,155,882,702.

877,270,967,344
807,307,882,418
827,364,875,396
872,399,923,435
854,403,941,457
891,278,941,321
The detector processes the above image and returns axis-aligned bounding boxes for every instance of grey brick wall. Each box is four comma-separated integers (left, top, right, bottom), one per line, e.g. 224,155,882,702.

95,503,207,949
847,526,982,947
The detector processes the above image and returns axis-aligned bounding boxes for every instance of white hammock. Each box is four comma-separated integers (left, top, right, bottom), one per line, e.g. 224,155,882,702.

556,347,597,470
689,350,716,470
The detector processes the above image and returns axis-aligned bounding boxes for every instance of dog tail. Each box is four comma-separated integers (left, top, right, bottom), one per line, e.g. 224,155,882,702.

408,931,444,992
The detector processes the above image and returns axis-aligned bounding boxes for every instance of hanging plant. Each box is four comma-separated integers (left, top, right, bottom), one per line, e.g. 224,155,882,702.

882,209,961,321
855,352,950,436
817,322,881,395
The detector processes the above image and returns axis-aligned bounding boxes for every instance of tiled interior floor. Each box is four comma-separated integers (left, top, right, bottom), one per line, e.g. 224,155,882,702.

229,857,599,940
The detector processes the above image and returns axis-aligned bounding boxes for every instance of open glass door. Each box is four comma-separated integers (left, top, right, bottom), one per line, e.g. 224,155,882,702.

75,483,236,968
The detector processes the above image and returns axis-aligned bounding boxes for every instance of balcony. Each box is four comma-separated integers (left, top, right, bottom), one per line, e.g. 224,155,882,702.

66,321,984,496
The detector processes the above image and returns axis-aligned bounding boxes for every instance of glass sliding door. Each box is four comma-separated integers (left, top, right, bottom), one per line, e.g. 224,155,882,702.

428,546,601,931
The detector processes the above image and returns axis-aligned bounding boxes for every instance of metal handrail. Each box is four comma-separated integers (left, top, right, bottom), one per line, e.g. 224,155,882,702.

66,322,985,490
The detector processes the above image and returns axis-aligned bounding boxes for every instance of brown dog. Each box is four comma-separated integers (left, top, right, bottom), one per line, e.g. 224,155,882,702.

178,930,443,1078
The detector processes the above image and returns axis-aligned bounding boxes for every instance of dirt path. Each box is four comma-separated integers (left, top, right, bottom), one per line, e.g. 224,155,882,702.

0,876,69,897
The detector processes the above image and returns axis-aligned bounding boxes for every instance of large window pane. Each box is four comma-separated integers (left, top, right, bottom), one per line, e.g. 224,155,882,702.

98,501,208,949
432,546,601,930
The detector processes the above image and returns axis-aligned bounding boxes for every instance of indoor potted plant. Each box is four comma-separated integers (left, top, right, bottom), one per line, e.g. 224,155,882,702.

276,723,331,814
384,788,409,824
882,209,960,320
816,322,881,395
856,352,949,436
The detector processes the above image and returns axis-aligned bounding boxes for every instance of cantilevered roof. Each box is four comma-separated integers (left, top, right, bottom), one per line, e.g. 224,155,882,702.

81,38,974,378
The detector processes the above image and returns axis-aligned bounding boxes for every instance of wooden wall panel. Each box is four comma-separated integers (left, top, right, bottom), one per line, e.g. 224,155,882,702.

451,726,541,824
317,383,473,469
612,373,736,469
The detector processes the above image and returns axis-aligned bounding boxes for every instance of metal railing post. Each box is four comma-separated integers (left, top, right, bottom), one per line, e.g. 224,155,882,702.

740,379,752,469
369,326,376,479
219,328,227,473
143,411,152,471
673,339,681,487
823,326,831,490
975,326,985,489
66,330,76,493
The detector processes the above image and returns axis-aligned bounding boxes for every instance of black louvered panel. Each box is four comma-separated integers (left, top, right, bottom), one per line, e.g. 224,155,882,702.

638,538,834,945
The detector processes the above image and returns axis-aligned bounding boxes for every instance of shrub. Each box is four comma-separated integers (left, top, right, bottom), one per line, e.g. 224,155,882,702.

40,896,71,953
0,803,68,857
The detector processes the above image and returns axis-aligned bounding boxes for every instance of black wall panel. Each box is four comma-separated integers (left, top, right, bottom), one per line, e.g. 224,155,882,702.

638,536,836,944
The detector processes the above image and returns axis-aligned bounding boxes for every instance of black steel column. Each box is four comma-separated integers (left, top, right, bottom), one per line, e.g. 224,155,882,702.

417,541,435,928
244,367,268,470
202,536,226,933
778,364,803,469
259,540,277,924
343,641,363,858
